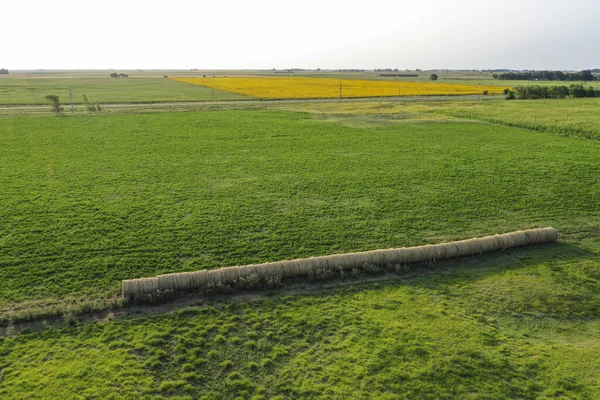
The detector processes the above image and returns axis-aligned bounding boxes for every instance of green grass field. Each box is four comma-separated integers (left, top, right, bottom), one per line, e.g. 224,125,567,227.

1,98,599,398
1,108,598,307
0,77,247,105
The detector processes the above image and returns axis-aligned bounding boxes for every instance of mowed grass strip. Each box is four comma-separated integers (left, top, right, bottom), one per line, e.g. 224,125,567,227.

173,76,506,98
0,109,598,306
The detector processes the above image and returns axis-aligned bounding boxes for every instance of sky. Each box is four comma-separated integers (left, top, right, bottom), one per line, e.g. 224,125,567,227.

2,0,600,70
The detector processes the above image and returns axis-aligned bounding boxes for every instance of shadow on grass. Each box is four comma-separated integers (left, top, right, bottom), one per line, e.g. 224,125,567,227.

3,241,596,333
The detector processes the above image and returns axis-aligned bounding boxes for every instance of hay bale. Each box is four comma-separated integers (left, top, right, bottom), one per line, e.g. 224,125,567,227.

158,274,178,291
326,254,347,270
206,269,225,284
122,279,137,297
490,234,506,250
404,246,423,263
454,240,473,256
140,277,158,293
260,262,285,279
350,252,372,268
502,233,517,249
431,243,448,260
419,245,437,261
174,273,190,290
510,231,529,247
122,227,559,297
190,270,208,288
477,237,497,253
367,250,387,265
440,242,460,258
541,227,558,242
218,267,240,284
391,248,409,264
312,256,330,271
237,265,255,280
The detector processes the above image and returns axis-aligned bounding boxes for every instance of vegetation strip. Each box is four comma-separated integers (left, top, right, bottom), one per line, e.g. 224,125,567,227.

123,228,558,297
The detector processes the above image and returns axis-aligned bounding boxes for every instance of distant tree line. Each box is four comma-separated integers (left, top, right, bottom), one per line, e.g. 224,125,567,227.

493,70,596,81
110,72,129,78
0,68,8,75
505,84,599,100
379,73,419,77
334,69,365,72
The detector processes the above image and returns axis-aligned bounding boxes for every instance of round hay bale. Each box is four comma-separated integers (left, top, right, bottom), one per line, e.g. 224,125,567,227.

141,277,159,293
310,256,330,273
477,236,496,253
541,227,558,242
509,231,529,247
501,233,517,249
261,262,285,279
454,240,472,256
430,243,447,260
490,235,506,250
158,274,177,291
237,265,255,280
335,253,354,270
442,242,460,258
369,250,387,265
391,248,409,264
351,252,372,268
122,279,137,297
219,267,240,284
404,247,422,263
464,238,483,254
175,273,191,290
277,261,292,277
190,270,208,288
379,249,398,265
327,254,347,270
207,269,225,284
419,245,437,261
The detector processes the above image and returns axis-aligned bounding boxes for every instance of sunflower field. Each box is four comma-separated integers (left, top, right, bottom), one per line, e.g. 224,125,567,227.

172,76,506,99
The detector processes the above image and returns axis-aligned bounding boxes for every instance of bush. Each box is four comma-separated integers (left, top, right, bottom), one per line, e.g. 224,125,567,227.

44,95,63,113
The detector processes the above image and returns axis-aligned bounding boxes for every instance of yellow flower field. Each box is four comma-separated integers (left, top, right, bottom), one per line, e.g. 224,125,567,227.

172,77,506,99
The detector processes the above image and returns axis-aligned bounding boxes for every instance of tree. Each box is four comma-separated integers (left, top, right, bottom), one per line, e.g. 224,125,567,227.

110,72,119,78
430,74,438,81
0,68,8,75
44,95,63,113
581,70,594,81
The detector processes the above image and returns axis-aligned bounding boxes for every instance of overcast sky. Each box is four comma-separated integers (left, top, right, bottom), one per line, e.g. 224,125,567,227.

3,0,600,70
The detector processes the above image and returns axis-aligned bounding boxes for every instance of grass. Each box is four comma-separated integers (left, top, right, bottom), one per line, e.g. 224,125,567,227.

0,77,247,105
276,98,600,140
429,98,600,140
0,108,599,310
1,239,599,398
1,97,599,398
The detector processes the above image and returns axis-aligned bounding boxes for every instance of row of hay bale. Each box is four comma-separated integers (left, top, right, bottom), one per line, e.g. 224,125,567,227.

122,227,558,297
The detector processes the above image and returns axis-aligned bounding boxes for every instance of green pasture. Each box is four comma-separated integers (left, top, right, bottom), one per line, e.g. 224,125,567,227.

0,77,247,105
1,98,599,398
0,107,598,308
1,241,600,398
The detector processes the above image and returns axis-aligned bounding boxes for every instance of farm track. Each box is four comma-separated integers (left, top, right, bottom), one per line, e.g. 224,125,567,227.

0,94,497,111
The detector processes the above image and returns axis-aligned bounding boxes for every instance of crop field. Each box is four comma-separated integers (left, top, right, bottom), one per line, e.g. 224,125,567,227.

173,77,507,99
1,98,599,398
276,97,600,140
0,77,247,105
